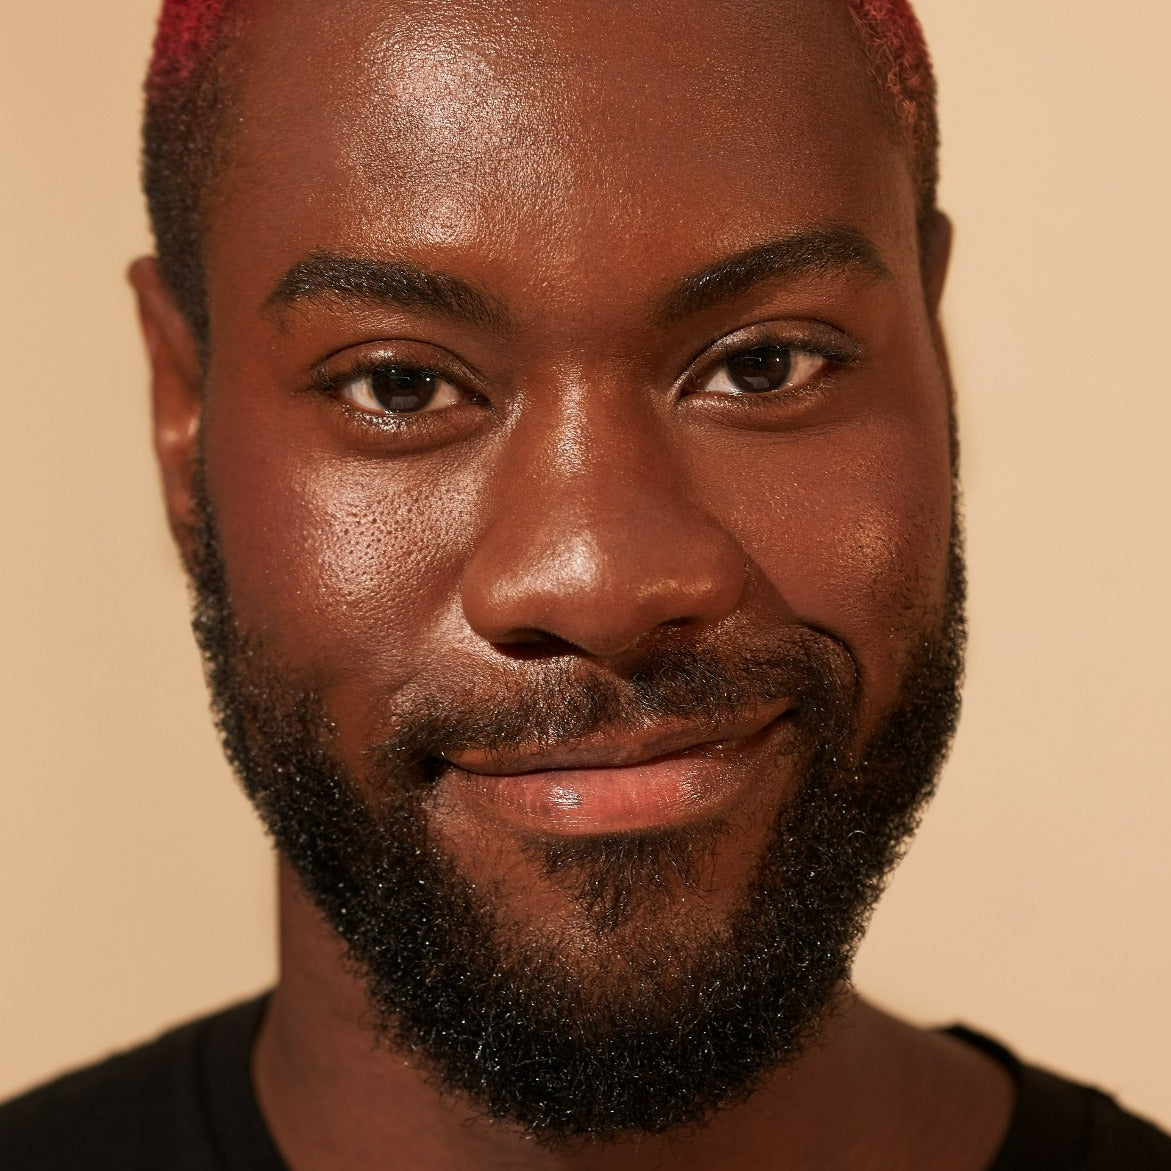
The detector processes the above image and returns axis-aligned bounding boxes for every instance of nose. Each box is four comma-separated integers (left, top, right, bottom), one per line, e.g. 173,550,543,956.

460,410,746,658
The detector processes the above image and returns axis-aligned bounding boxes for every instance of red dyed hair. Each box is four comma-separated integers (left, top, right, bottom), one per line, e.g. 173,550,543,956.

146,0,935,150
147,0,235,92
848,0,939,213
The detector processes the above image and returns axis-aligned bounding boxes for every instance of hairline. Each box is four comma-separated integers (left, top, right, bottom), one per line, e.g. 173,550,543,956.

143,1,940,355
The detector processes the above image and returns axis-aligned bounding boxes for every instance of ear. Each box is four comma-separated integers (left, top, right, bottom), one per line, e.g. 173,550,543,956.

129,258,204,571
920,211,957,409
923,210,953,315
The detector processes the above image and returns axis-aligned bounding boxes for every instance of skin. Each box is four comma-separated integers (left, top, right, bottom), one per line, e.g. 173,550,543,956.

131,0,1012,1166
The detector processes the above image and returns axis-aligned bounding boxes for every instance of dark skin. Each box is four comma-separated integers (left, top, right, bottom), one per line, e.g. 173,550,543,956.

132,0,1011,1166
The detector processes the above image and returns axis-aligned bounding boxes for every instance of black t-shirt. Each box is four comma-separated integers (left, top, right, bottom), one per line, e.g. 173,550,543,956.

1,996,1168,1169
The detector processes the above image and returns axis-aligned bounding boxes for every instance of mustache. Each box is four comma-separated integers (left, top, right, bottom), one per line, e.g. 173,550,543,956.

189,471,860,786
368,632,859,781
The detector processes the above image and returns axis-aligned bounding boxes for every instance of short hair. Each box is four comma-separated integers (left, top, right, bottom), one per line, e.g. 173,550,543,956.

142,0,939,347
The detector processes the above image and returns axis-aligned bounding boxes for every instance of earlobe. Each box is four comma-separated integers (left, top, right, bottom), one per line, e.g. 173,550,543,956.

128,257,204,570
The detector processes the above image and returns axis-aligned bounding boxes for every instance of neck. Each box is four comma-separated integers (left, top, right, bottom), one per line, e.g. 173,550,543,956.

253,860,1012,1171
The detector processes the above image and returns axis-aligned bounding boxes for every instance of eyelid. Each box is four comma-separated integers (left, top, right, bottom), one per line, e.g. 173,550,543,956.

710,321,859,364
313,356,438,395
302,351,493,451
681,320,861,396
306,330,489,378
308,344,486,405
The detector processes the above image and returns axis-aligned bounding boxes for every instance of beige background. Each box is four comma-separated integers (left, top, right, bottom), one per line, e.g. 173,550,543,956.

2,0,1168,1128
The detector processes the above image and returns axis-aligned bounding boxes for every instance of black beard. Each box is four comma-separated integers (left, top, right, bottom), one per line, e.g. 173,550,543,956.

188,478,966,1142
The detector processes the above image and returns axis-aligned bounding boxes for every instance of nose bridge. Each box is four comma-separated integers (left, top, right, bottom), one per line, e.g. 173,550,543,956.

460,390,746,656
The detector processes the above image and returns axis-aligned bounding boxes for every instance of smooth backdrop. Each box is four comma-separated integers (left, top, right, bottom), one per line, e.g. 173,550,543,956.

2,0,1168,1127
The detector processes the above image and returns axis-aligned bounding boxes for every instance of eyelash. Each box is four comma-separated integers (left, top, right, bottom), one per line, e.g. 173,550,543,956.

693,328,858,395
309,355,482,426
310,326,859,426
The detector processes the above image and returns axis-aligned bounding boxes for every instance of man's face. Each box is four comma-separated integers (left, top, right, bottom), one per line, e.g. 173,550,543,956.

150,0,957,1139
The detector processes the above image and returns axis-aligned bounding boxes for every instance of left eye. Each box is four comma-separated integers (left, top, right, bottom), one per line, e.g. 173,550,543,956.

336,364,465,415
697,345,829,396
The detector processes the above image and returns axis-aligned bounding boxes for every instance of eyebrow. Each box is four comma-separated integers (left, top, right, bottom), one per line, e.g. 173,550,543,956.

264,252,510,331
264,225,887,336
656,226,891,326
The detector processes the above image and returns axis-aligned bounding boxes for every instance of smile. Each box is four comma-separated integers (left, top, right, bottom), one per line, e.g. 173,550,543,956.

439,705,800,836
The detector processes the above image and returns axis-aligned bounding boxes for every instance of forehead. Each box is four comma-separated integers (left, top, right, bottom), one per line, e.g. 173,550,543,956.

209,0,915,316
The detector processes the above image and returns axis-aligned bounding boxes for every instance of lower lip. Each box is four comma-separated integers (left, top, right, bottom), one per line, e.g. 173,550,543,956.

445,721,796,837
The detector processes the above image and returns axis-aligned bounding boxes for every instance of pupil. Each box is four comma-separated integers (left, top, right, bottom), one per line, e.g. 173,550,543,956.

369,366,437,413
726,347,792,393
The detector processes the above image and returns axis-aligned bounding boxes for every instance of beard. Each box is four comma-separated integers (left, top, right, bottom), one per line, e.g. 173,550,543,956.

188,476,965,1142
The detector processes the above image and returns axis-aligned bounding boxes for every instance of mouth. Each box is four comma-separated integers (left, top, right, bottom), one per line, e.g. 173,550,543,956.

437,704,801,837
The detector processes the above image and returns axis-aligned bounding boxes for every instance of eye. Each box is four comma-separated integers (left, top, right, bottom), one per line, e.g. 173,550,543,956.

335,363,465,416
696,345,830,397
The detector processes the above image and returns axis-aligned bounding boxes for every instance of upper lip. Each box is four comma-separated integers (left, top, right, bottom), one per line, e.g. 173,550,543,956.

441,703,795,776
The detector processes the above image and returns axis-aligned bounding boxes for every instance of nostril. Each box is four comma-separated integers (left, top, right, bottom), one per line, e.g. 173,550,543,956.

460,492,747,658
490,631,581,661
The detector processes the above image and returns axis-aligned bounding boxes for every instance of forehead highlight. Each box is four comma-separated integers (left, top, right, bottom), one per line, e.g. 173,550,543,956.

149,0,931,112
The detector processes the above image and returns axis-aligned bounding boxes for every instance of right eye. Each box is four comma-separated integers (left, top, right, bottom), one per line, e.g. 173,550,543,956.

335,364,466,416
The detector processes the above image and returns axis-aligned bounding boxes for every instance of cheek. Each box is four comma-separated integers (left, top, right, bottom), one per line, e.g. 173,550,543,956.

712,410,953,720
201,397,480,702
